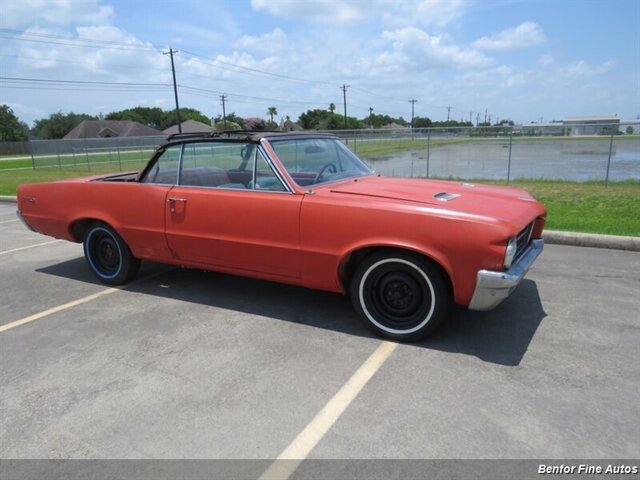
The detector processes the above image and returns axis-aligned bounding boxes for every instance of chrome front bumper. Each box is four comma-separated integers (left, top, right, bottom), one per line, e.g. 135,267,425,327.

468,239,544,311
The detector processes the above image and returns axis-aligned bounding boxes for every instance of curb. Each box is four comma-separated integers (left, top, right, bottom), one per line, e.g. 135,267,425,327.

542,230,639,252
1,194,637,251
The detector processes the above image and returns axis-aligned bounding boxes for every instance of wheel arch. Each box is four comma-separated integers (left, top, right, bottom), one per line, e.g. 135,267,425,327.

338,243,455,298
69,217,118,243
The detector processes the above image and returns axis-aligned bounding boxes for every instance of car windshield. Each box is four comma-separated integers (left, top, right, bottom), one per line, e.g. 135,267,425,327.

268,137,372,187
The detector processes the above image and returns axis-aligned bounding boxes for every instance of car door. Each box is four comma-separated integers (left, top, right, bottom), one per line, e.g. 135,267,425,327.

164,141,302,279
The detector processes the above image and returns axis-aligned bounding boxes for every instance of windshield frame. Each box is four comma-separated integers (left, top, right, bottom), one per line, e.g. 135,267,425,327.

264,135,374,189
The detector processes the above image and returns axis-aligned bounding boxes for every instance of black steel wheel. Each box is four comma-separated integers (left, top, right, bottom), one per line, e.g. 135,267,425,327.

83,222,140,285
350,251,450,341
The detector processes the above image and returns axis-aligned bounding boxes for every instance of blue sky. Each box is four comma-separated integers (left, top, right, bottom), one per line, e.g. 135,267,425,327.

1,0,638,126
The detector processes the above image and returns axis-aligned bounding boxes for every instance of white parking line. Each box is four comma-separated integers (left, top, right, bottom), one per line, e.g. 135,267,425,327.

258,341,398,480
0,270,169,333
0,288,119,333
0,240,62,256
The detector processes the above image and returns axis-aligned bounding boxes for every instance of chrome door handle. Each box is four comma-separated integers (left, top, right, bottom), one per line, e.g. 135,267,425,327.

167,197,187,213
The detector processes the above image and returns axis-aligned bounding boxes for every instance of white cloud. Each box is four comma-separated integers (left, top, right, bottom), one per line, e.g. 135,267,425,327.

376,27,492,72
0,0,113,28
250,0,362,24
234,28,287,54
381,0,468,28
14,26,164,81
472,22,546,51
557,59,616,78
250,0,467,27
538,54,554,68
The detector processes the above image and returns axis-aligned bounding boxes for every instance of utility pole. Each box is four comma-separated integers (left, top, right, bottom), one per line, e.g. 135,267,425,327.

220,95,227,130
408,99,417,129
409,99,417,140
340,84,350,130
163,48,182,133
484,108,488,124
446,106,451,125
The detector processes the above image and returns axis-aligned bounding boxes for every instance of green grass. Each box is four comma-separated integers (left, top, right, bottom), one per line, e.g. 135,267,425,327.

481,179,640,237
0,150,154,170
0,161,148,195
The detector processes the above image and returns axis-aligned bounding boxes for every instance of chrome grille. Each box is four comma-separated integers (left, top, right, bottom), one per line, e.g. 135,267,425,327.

514,222,534,263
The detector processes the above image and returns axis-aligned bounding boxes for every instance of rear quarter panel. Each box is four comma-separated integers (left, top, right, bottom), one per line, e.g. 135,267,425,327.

17,178,173,261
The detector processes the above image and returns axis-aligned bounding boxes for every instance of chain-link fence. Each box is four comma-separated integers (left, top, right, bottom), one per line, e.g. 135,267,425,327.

3,124,639,183
327,124,640,184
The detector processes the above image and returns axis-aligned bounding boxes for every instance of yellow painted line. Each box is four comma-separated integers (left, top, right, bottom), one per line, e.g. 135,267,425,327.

258,341,398,480
0,219,19,224
0,240,61,256
0,288,118,333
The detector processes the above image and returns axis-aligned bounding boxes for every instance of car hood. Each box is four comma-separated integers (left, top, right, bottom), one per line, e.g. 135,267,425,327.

326,176,545,225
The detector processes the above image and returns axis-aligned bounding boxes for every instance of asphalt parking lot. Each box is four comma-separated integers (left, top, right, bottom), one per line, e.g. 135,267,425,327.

1,202,639,475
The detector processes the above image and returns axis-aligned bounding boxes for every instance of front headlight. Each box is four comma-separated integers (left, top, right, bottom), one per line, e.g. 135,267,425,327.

504,237,518,269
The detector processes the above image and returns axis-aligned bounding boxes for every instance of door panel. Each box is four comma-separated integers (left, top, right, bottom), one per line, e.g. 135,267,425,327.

165,187,302,278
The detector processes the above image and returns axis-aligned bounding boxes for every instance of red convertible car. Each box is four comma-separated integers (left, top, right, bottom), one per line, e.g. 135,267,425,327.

17,131,545,340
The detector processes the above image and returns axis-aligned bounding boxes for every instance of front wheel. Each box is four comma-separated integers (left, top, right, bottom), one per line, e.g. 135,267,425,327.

350,251,450,341
83,222,140,285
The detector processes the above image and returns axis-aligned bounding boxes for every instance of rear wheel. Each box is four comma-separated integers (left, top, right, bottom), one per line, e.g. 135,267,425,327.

83,222,140,285
350,251,450,341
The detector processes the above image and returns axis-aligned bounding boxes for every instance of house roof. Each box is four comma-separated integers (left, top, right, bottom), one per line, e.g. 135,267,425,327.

63,120,162,139
162,119,211,135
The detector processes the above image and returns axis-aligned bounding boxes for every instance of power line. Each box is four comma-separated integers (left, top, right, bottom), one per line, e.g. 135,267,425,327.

0,34,161,53
180,49,333,86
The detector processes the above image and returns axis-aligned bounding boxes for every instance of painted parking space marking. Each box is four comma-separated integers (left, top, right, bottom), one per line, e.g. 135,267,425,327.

0,270,170,333
0,288,119,333
258,341,398,480
0,240,62,256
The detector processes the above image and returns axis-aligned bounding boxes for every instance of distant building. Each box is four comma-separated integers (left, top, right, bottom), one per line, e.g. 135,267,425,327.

563,115,619,136
520,122,564,136
64,120,162,139
162,119,211,135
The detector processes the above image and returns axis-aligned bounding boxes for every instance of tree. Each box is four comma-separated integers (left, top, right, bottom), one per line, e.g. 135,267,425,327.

366,113,408,129
267,106,278,122
0,104,29,141
106,107,164,129
32,111,97,139
212,112,245,130
160,108,210,130
328,103,336,113
412,116,432,128
626,126,634,134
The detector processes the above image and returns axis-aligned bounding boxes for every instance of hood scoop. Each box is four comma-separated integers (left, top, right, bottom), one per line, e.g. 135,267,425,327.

433,191,461,202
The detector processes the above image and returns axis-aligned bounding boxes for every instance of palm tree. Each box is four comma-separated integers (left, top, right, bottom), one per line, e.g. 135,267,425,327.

328,103,336,113
267,106,278,122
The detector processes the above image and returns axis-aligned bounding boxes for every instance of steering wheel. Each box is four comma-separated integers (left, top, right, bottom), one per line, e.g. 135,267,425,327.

315,162,338,183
